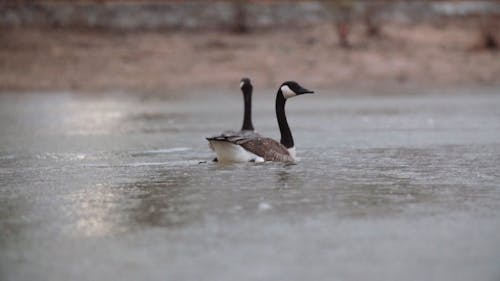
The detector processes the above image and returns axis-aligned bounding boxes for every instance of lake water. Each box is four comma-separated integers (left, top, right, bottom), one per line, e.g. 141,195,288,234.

1,90,500,281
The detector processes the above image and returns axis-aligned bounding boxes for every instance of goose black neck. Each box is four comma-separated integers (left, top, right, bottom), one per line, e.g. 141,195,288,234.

276,90,294,148
241,87,254,131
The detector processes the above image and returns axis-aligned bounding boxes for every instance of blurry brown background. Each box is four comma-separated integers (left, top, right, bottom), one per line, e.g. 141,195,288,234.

1,0,499,94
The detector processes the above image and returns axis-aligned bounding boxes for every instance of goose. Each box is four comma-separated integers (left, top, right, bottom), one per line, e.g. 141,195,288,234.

207,81,314,163
208,78,260,160
224,77,256,135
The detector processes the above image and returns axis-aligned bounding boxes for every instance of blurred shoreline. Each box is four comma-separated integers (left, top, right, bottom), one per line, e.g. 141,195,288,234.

1,20,499,96
1,0,499,96
2,1,500,30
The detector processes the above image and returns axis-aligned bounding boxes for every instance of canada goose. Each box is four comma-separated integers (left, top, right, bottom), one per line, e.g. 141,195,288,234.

208,78,260,160
207,81,314,163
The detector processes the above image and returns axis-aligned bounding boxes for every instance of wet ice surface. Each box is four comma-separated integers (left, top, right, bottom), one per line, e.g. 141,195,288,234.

1,90,500,281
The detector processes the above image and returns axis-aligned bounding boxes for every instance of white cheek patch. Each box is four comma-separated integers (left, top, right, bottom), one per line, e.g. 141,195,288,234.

240,81,244,88
281,85,297,99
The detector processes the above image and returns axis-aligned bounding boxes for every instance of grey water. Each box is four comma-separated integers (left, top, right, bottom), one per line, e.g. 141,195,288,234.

1,90,500,281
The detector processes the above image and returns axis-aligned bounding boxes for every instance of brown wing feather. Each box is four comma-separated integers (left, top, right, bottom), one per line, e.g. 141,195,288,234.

236,137,294,162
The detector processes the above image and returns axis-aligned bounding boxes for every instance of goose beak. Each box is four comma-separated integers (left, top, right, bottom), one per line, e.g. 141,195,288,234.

299,88,314,95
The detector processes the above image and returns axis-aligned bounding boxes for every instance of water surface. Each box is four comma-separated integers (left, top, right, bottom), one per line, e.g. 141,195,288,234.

1,90,500,281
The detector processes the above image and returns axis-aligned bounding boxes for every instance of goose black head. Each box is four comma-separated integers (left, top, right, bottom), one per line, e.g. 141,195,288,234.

240,77,253,94
280,81,314,99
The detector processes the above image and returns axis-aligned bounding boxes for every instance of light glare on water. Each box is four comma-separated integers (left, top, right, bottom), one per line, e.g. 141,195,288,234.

1,91,500,281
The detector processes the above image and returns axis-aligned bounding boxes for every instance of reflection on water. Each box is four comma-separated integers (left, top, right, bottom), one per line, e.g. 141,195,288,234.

63,170,197,237
124,170,199,228
275,169,304,190
0,92,500,281
69,185,123,237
